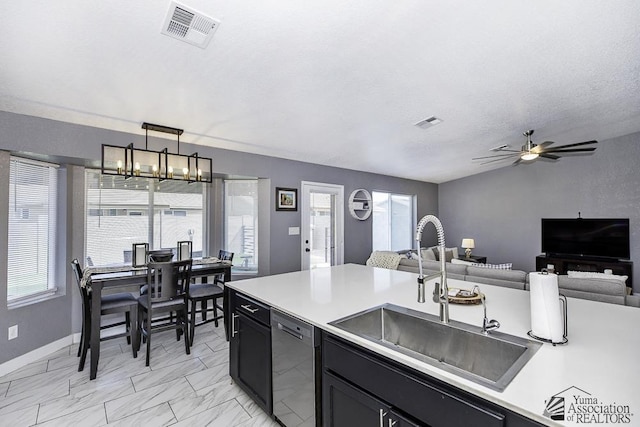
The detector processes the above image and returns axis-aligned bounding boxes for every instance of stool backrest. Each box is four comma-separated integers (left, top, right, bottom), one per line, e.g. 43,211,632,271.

146,260,193,303
70,258,90,302
218,250,234,262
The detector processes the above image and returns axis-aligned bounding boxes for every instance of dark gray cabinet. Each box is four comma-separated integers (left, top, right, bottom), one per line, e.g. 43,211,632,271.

322,332,545,427
229,290,272,415
324,370,420,427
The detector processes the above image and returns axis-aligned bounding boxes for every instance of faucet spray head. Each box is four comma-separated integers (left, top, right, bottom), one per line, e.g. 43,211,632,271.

417,276,425,303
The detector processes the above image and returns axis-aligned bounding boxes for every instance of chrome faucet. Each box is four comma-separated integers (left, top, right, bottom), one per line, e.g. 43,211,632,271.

415,215,449,323
475,286,500,334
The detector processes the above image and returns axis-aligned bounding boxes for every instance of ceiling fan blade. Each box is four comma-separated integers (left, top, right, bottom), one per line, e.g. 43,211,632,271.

473,149,522,158
547,140,597,150
472,152,520,160
531,141,554,154
479,156,519,165
512,157,523,166
539,153,560,160
543,147,597,154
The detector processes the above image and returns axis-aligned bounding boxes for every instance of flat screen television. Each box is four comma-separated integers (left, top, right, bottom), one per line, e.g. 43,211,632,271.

541,218,630,259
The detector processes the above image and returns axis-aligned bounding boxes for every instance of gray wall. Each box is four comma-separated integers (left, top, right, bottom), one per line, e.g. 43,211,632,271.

0,151,73,363
0,111,438,364
439,131,640,294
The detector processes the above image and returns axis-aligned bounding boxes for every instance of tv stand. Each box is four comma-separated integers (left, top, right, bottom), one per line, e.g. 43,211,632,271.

536,254,633,290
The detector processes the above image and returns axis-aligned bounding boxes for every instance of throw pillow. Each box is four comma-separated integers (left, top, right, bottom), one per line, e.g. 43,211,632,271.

420,248,437,261
431,247,459,262
365,251,402,270
471,262,513,270
396,249,412,258
567,271,628,284
451,258,474,266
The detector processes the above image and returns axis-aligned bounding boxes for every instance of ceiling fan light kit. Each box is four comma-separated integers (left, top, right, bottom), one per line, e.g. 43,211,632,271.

520,130,539,161
473,129,597,166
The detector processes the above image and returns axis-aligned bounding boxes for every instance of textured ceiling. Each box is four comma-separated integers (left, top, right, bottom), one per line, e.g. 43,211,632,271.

1,1,639,183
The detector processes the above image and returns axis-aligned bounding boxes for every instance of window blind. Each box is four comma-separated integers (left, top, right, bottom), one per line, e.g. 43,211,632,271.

224,179,258,273
8,158,58,301
85,170,205,266
372,191,414,252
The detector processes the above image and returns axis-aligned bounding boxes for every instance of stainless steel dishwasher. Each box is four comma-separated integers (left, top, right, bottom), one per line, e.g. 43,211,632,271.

271,309,320,427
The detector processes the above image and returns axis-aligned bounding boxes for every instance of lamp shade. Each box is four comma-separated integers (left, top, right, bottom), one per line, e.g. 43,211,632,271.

461,238,475,249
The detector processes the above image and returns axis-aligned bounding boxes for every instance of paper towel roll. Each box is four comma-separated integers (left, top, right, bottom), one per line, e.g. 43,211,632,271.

529,272,564,343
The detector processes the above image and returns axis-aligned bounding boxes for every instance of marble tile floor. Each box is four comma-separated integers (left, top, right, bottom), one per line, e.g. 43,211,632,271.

0,322,280,427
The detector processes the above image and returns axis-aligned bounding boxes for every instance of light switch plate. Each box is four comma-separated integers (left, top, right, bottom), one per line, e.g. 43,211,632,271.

8,325,18,340
288,227,300,235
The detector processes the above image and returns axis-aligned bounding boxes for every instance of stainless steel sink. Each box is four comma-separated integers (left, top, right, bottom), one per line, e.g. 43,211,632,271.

329,303,541,392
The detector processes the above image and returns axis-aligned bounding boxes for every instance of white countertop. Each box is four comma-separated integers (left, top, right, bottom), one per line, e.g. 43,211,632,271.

228,264,640,426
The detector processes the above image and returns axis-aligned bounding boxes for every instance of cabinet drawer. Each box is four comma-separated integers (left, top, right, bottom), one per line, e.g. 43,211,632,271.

235,292,270,326
324,335,505,427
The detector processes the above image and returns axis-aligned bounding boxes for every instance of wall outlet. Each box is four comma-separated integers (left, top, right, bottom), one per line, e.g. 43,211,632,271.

8,325,18,340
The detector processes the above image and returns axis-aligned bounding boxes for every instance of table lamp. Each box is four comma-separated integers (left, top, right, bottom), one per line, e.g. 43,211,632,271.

461,238,475,258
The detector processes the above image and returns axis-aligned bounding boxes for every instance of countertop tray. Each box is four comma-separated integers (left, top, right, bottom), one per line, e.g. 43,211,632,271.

448,287,483,305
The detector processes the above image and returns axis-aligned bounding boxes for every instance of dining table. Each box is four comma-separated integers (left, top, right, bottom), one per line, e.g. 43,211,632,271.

83,258,232,380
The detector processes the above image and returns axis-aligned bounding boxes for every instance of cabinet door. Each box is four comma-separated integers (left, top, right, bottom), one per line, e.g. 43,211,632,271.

323,371,422,427
230,311,272,414
389,409,423,427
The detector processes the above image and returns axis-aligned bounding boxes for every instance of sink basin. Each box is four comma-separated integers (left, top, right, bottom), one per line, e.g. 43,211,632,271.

329,303,541,391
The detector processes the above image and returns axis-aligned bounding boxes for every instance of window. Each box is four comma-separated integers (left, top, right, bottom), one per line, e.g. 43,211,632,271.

7,158,59,302
85,171,205,265
224,180,258,274
372,191,415,252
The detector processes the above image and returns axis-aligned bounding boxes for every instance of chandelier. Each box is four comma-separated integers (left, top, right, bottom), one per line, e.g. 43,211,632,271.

101,122,213,183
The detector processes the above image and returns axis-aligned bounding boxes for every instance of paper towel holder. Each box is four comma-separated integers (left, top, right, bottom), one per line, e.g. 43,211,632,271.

527,271,569,346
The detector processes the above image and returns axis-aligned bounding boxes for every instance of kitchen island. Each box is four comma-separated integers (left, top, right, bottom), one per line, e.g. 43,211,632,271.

227,263,639,426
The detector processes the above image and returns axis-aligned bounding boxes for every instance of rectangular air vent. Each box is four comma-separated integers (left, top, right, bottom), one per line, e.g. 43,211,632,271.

161,1,220,49
414,116,443,129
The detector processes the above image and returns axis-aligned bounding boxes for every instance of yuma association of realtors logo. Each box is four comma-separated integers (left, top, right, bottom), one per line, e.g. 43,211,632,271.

544,386,634,424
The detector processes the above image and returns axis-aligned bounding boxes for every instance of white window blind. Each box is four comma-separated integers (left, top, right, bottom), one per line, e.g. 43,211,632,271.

224,180,258,273
8,158,58,301
85,171,205,266
372,191,414,252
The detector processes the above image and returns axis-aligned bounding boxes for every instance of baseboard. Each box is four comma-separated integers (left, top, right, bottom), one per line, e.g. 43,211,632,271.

0,334,79,378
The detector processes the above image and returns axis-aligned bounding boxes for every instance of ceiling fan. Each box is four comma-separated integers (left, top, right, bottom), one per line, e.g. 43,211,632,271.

473,130,597,165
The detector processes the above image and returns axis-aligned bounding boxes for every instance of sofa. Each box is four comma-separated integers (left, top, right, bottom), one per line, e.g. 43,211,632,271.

397,258,528,290
368,250,638,307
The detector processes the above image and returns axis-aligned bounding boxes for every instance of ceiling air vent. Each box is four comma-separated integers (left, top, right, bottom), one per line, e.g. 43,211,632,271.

161,1,220,49
414,116,443,130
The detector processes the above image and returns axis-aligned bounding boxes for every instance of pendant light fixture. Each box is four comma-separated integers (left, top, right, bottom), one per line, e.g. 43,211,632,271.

101,122,213,183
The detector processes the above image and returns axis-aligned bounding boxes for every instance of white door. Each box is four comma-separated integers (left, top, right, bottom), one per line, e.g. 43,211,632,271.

301,181,344,270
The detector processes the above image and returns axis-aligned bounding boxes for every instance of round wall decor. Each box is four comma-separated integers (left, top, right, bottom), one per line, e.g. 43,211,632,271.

348,189,372,220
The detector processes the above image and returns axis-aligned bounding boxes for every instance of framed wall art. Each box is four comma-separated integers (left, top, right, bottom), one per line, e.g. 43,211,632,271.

276,187,297,211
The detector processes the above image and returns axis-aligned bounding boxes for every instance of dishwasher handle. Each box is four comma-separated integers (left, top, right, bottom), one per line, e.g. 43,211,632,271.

278,322,304,340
